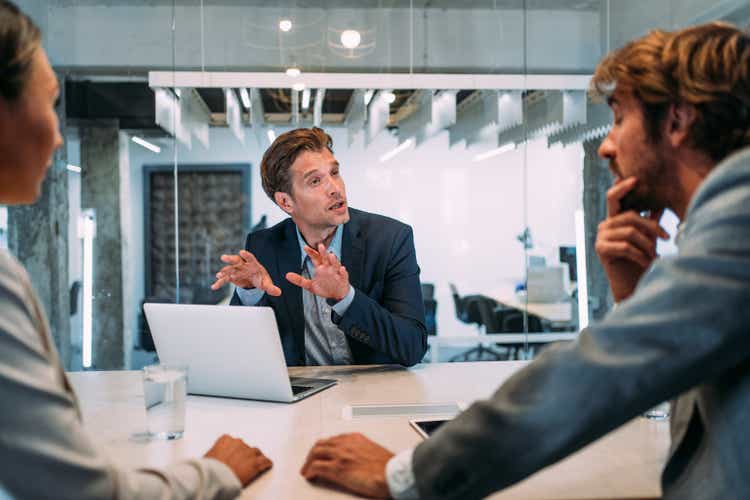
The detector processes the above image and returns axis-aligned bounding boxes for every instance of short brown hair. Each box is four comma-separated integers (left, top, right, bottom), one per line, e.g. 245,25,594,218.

0,0,41,101
590,22,750,161
260,127,333,201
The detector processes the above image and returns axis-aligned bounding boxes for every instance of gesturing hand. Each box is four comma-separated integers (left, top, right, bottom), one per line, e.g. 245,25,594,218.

204,434,273,487
301,433,393,499
211,250,282,296
595,176,669,302
286,244,351,302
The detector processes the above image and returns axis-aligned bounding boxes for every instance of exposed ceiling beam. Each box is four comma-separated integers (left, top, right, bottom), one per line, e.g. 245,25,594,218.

150,72,592,91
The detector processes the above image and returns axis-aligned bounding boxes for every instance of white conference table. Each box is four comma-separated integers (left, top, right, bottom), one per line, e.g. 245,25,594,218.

69,362,669,499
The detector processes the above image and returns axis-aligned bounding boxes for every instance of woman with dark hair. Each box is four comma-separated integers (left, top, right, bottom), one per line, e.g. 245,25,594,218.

0,1,271,498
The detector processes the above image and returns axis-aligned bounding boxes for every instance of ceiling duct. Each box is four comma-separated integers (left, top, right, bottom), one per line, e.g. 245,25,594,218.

180,88,210,149
448,91,484,148
291,89,300,126
155,88,191,147
415,90,457,146
548,100,612,147
465,90,523,148
397,90,433,144
225,88,244,144
313,88,326,127
497,90,587,147
248,88,267,148
365,90,390,147
345,89,367,147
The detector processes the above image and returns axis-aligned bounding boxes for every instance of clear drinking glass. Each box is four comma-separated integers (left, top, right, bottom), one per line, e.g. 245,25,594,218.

643,401,670,420
142,364,188,440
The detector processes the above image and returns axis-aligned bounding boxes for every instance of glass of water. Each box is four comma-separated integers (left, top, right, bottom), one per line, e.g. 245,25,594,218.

142,364,188,440
643,400,670,420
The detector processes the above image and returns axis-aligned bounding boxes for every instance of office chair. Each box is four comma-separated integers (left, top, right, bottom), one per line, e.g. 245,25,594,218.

421,282,437,336
448,284,508,362
498,310,545,359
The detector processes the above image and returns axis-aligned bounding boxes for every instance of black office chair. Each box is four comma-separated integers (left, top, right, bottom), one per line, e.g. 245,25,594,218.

498,310,545,359
448,284,508,362
421,282,437,336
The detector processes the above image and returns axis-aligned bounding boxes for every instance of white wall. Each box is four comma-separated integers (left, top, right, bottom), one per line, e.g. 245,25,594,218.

127,125,583,338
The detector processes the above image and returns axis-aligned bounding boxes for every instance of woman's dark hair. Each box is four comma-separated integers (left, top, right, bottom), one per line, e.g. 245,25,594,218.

0,0,41,101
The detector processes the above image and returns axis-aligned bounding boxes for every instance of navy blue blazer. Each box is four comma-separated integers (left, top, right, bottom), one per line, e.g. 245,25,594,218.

230,208,427,367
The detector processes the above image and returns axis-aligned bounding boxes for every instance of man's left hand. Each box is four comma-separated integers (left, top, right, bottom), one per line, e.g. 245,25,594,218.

301,433,393,498
286,243,351,301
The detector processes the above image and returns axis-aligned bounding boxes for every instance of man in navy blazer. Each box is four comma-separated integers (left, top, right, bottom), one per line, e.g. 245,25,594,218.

212,127,427,367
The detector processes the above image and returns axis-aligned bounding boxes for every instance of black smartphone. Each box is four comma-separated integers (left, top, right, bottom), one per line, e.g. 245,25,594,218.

409,419,450,439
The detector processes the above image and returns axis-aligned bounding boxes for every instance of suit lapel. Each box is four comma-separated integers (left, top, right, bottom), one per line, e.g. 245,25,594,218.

341,210,365,294
276,220,305,357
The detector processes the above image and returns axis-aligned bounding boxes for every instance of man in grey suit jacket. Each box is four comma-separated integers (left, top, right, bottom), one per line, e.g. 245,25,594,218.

299,22,750,500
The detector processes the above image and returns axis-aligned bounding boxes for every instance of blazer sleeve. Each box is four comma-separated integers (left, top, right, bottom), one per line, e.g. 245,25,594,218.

334,224,427,367
0,256,242,500
410,165,750,499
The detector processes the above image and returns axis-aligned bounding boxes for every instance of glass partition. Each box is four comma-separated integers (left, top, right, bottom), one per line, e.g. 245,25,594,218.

7,0,747,370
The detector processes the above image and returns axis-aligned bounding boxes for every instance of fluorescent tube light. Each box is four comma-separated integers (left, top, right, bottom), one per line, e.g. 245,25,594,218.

472,143,515,162
132,136,161,154
66,164,81,173
379,139,413,163
79,210,96,368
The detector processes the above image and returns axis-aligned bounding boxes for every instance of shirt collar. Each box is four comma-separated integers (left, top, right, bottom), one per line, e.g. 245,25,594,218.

295,224,344,267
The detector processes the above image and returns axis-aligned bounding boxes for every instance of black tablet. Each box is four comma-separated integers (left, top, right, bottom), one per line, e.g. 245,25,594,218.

409,418,450,439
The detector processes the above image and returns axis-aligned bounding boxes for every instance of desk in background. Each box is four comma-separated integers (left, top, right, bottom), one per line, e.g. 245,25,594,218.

486,286,574,328
69,362,668,499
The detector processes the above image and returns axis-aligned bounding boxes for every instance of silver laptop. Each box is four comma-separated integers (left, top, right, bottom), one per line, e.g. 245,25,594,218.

143,303,337,403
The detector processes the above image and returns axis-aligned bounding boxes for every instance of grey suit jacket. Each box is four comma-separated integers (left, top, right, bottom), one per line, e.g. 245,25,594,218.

412,146,750,500
0,250,241,499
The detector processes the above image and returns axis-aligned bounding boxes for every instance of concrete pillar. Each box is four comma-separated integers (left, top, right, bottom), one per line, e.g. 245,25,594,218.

80,121,125,370
7,73,70,368
582,138,614,323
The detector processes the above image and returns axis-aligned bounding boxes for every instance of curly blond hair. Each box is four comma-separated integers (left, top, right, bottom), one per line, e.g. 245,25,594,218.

590,22,750,161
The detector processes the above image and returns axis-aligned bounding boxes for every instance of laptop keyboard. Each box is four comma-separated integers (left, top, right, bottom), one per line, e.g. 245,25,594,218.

292,385,312,395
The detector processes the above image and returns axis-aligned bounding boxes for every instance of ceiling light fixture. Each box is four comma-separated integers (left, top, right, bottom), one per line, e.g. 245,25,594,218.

292,82,306,92
279,19,292,32
382,91,396,104
239,88,251,109
301,88,311,110
379,139,413,163
132,136,161,154
286,67,301,78
472,143,515,162
340,29,361,49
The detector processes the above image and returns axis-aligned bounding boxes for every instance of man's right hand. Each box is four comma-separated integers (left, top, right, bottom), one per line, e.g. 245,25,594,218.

595,176,669,303
204,434,273,486
210,249,282,296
